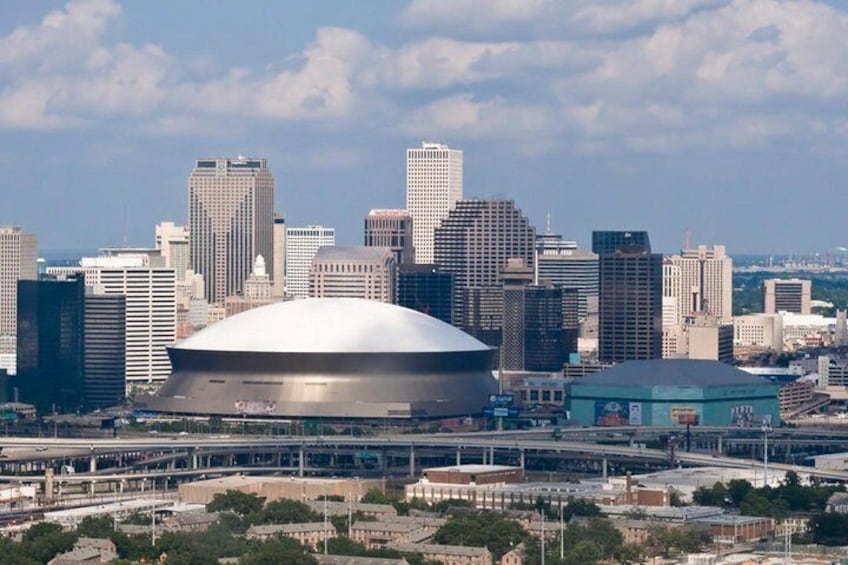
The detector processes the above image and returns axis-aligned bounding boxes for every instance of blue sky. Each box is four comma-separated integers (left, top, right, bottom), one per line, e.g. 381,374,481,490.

2,0,848,254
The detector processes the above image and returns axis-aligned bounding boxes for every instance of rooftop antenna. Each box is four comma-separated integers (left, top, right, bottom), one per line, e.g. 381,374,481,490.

122,203,128,248
546,212,552,235
684,227,691,251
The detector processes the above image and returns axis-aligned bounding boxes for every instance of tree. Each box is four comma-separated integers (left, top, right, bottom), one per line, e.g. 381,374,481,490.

434,511,527,558
239,537,317,565
727,479,754,507
75,515,114,539
616,542,644,563
432,498,471,513
255,499,320,525
207,490,265,516
810,512,848,546
360,489,392,505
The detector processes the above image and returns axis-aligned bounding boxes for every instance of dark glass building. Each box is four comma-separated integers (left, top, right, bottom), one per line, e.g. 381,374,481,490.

84,292,126,409
396,264,454,324
592,231,651,256
594,231,663,363
433,199,535,346
16,276,85,413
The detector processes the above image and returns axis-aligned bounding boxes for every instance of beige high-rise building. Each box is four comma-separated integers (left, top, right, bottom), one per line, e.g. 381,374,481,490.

0,227,37,354
665,245,733,325
364,209,415,265
406,142,462,264
189,158,274,305
155,222,190,281
763,278,811,315
309,247,396,302
225,255,276,316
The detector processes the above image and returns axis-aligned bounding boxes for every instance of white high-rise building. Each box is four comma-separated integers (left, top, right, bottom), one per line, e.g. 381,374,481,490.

285,226,335,298
48,254,176,394
406,142,462,264
155,222,190,280
665,245,733,325
309,247,396,302
0,227,37,356
189,158,274,305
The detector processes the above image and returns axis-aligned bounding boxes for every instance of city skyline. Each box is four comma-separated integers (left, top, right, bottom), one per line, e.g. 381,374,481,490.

3,1,848,254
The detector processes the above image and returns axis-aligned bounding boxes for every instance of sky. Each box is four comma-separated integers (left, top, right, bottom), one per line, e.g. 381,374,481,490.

2,0,848,255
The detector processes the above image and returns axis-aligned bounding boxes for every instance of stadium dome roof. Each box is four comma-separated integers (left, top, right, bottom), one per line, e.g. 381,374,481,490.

176,298,490,354
575,359,774,387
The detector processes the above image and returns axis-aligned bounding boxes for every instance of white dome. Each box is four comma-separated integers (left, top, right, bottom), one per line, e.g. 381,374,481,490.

177,298,489,354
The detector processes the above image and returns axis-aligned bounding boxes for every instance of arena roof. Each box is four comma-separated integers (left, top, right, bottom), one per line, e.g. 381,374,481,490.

575,359,773,387
176,298,489,354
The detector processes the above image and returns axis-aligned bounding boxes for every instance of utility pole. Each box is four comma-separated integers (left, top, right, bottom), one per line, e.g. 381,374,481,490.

323,496,328,555
762,421,771,488
541,512,545,565
559,501,564,561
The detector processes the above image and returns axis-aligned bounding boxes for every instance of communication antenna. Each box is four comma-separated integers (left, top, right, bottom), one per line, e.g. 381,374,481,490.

685,227,691,250
546,212,552,235
122,203,128,248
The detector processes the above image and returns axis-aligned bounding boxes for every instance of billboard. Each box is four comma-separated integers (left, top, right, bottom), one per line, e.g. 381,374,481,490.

730,404,755,427
488,394,515,406
234,400,277,415
628,402,642,426
671,407,699,425
594,400,630,426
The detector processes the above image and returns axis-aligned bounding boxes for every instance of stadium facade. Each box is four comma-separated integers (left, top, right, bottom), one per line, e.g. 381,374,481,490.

566,359,780,427
141,298,497,419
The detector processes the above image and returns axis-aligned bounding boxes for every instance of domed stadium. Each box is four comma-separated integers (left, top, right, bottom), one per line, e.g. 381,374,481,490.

142,298,497,419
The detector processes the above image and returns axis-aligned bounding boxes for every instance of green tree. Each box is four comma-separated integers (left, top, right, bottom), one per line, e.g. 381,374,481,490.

207,490,265,516
75,515,114,539
239,537,317,565
616,542,644,563
360,489,393,505
727,479,754,507
432,498,472,513
810,513,848,546
563,540,603,565
255,499,320,525
434,511,527,559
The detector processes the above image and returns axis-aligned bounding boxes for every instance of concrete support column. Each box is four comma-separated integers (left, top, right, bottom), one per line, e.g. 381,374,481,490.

456,448,461,466
519,449,525,470
191,450,198,470
89,453,97,473
408,445,415,478
489,446,494,465
717,434,723,454
481,448,487,465
299,446,305,477
602,456,608,479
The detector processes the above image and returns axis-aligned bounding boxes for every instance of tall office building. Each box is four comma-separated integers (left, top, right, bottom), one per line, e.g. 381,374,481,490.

0,227,37,356
397,264,454,324
285,226,335,298
592,231,650,256
364,209,415,265
434,199,535,344
310,247,396,302
48,255,176,394
16,276,85,413
225,255,276,316
406,142,463,264
272,214,286,298
595,231,663,363
188,157,274,304
535,233,598,319
84,290,126,409
154,222,190,280
763,278,811,314
665,245,733,324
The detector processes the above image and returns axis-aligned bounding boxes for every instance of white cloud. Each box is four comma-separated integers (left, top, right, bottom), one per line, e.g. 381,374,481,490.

572,0,728,34
402,0,552,29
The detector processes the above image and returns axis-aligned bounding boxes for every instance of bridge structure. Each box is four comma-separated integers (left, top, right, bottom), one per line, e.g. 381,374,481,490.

0,425,847,490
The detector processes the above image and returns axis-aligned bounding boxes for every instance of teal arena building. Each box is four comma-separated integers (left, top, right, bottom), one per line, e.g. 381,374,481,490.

566,359,780,427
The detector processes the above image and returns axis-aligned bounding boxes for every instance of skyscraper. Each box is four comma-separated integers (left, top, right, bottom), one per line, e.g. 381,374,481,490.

406,142,462,264
434,199,535,344
0,227,37,356
272,214,286,298
364,209,415,265
84,290,126,409
48,255,176,394
154,222,190,281
16,275,85,413
535,233,598,319
763,278,811,314
310,247,396,302
397,264,454,324
188,158,274,304
285,225,335,298
666,245,733,324
595,231,663,363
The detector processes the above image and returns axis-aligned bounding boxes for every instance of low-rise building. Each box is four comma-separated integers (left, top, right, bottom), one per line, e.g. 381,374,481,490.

305,501,396,519
826,492,848,513
499,542,525,565
692,515,774,543
351,516,444,549
246,522,336,549
386,542,492,565
178,475,383,505
48,537,117,564
313,555,409,565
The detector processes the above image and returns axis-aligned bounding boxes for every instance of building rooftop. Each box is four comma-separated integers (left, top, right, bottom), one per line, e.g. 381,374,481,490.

313,246,393,262
176,298,490,354
387,542,489,557
313,555,409,565
248,522,330,535
574,359,773,388
424,464,519,474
